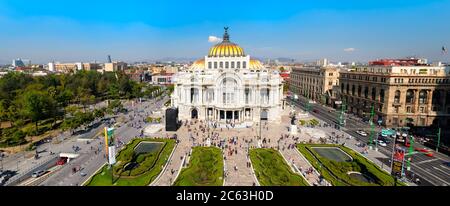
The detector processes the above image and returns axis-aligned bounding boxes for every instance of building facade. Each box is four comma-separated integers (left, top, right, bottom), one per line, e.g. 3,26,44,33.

152,73,174,85
171,28,284,123
339,62,450,127
48,62,101,73
290,66,340,105
104,62,128,72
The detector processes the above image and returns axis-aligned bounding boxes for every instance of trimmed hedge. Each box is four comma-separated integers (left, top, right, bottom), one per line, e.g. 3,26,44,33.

297,144,405,186
250,148,309,186
174,147,223,186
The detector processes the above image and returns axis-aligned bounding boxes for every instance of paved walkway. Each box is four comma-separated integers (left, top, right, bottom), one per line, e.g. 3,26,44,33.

151,131,190,186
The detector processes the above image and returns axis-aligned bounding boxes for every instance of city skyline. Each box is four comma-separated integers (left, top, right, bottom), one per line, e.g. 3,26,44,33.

1,0,450,64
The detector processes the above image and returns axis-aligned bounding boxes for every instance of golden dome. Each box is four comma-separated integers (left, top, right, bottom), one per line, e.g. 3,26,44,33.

249,59,264,70
190,59,205,70
208,27,245,57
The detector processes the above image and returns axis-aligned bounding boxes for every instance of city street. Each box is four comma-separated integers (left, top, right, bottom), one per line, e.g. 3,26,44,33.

290,95,450,186
1,92,169,186
40,96,170,186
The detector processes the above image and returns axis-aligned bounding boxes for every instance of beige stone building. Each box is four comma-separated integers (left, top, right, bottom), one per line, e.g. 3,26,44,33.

339,64,450,127
150,65,180,75
290,66,340,105
48,62,101,73
104,61,128,72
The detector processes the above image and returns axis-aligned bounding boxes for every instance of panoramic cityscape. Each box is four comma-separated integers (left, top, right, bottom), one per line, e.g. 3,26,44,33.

1,0,450,190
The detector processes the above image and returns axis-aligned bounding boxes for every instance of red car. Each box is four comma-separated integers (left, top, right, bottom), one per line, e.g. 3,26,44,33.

415,148,433,157
56,157,68,166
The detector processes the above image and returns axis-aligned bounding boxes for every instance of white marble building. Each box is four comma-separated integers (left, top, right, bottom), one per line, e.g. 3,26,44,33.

171,28,284,124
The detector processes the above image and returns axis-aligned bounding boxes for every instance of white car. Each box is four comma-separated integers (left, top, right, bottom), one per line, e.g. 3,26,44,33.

356,130,368,136
31,170,45,178
377,140,387,147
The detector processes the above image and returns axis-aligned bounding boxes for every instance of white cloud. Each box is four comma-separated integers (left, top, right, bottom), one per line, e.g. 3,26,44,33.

208,36,222,43
344,48,356,52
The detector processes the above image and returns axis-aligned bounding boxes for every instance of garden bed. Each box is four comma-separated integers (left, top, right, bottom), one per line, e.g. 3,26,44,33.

249,148,309,186
297,144,404,186
85,138,175,186
173,147,223,186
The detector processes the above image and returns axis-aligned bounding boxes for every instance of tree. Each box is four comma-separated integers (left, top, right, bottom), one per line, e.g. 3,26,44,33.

18,89,55,133
108,84,120,99
94,108,105,119
108,100,123,114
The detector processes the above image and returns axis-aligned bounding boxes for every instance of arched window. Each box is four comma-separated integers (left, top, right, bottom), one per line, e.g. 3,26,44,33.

214,62,218,69
190,88,199,103
237,61,241,68
225,62,229,69
231,61,235,68
219,62,223,68
419,90,427,104
260,88,270,104
351,85,356,95
346,84,350,94
358,85,362,97
243,61,247,69
380,89,385,102
341,83,345,93
406,90,414,104
221,78,238,105
394,90,400,103
208,62,212,69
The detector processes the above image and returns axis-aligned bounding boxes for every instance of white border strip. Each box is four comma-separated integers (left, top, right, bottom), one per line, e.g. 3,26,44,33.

222,151,227,186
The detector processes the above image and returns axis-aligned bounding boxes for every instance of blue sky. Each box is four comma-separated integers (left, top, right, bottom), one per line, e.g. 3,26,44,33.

0,0,449,64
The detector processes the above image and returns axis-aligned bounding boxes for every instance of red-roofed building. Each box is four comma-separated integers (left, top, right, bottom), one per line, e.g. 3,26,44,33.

280,72,290,82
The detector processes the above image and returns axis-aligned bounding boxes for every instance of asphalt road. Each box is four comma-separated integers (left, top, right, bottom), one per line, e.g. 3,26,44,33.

289,96,450,186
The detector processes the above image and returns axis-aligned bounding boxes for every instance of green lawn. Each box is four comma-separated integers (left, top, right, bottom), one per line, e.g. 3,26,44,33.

297,144,405,186
173,147,223,186
85,138,175,186
249,148,309,186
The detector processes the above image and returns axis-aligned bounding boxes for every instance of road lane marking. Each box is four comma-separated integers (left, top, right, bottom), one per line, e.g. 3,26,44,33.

412,163,450,185
415,158,438,165
433,166,450,176
440,165,450,171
